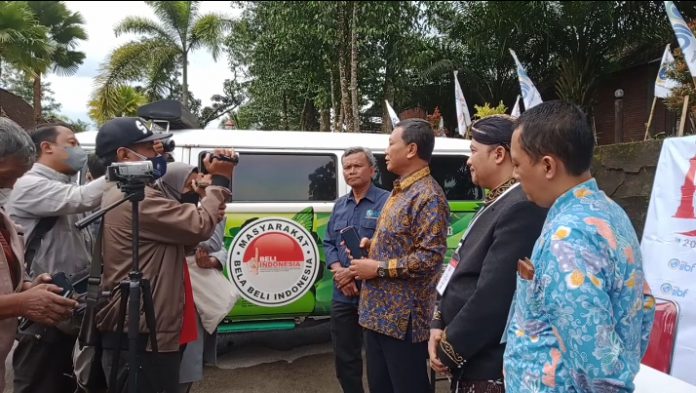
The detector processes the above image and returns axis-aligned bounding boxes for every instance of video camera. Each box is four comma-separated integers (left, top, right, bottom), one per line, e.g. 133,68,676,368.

106,161,155,185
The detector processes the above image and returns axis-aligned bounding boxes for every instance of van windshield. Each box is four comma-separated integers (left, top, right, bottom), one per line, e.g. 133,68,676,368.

373,154,483,201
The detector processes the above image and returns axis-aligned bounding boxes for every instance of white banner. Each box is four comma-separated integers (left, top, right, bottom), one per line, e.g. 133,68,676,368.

453,70,472,137
511,95,521,118
509,49,543,110
385,100,400,130
641,136,696,385
656,44,678,99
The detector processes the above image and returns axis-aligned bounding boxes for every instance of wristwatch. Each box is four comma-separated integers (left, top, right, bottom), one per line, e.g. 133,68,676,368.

377,266,386,278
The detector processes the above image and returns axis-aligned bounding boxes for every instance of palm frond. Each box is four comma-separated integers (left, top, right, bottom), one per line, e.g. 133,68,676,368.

142,45,182,100
188,13,231,60
89,85,148,125
0,2,54,74
421,58,455,81
20,1,86,76
51,50,85,76
95,40,163,92
146,1,198,42
114,16,174,45
52,24,87,45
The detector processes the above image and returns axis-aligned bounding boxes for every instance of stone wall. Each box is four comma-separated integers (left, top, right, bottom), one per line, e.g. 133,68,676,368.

592,139,663,238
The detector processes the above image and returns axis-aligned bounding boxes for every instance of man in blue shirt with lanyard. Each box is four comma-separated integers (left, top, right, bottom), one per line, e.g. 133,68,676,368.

324,147,389,393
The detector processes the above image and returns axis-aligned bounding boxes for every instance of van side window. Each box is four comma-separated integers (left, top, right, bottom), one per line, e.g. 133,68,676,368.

373,154,483,201
232,153,338,202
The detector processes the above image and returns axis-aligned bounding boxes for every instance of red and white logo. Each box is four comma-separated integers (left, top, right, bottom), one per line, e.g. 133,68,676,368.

226,217,320,307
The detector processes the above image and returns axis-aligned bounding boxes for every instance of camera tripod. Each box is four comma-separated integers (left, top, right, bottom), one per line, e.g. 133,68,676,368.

76,180,158,393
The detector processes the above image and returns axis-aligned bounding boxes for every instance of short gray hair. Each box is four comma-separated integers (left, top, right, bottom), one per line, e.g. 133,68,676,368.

0,117,35,165
342,146,377,167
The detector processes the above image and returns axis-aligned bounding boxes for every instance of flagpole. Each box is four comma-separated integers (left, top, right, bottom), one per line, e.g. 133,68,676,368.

592,116,598,145
643,96,658,141
679,95,690,136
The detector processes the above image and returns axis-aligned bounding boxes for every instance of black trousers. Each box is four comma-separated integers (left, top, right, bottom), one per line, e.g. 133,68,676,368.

330,300,364,393
13,328,77,393
364,321,429,393
101,335,181,393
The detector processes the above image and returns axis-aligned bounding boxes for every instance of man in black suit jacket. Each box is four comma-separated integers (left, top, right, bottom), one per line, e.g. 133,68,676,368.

428,115,547,393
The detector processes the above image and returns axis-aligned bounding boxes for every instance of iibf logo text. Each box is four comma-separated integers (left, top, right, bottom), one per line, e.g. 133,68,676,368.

668,258,696,273
660,282,689,298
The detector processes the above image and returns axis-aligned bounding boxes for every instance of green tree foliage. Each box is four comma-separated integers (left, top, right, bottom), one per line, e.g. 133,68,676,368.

65,118,90,132
0,63,63,119
94,1,231,112
550,1,672,112
227,1,335,131
473,101,508,119
0,1,53,78
88,85,148,126
25,1,87,123
226,1,696,133
227,1,425,132
425,2,556,105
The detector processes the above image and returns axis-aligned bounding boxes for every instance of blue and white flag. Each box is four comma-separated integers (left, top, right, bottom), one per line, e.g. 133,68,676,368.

665,1,696,79
454,70,472,137
656,44,679,98
511,95,521,118
385,100,400,129
509,49,543,110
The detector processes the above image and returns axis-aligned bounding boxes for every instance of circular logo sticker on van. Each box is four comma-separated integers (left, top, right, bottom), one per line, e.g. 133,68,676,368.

226,217,320,307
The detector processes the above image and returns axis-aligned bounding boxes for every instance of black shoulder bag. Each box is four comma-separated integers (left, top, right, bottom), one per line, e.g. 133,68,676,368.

23,216,58,275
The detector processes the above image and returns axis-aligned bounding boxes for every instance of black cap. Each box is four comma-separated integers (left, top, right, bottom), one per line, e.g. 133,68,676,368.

96,117,173,158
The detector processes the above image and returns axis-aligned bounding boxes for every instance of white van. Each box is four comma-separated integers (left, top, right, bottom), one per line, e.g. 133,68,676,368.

76,129,482,333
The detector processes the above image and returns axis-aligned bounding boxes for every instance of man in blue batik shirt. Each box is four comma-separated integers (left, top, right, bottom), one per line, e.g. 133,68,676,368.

505,101,655,393
324,147,389,393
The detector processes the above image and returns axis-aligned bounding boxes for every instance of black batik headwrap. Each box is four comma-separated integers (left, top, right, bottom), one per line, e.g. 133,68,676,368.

470,114,516,149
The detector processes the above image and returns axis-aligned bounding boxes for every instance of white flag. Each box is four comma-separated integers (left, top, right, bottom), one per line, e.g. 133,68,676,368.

509,49,543,110
454,70,472,137
656,44,679,98
665,1,696,80
511,95,521,118
385,100,400,129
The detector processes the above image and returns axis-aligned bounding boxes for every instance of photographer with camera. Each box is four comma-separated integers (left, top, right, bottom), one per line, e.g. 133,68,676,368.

0,118,78,392
94,117,234,393
154,162,232,393
6,122,111,393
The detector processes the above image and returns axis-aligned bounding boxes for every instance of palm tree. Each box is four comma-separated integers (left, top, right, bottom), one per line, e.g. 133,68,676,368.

96,1,230,108
88,85,148,126
0,1,53,80
24,1,86,123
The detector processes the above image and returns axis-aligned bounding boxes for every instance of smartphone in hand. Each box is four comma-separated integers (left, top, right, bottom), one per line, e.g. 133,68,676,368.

50,272,74,298
197,150,239,175
340,226,368,258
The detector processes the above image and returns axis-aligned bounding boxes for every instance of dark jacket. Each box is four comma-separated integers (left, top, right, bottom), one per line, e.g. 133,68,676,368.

323,184,390,305
433,185,547,380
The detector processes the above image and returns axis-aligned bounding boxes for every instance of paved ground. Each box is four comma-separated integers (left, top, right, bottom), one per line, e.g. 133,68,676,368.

4,320,450,392
190,320,450,393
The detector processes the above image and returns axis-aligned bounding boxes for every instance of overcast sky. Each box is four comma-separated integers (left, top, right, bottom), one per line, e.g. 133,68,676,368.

44,1,241,129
